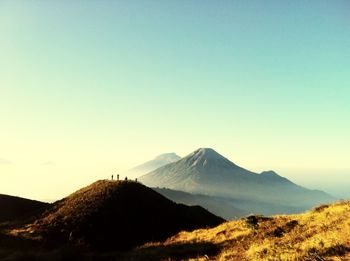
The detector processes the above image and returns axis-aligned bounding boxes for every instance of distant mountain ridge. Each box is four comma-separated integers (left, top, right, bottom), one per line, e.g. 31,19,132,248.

0,194,49,222
127,153,181,177
153,187,249,219
139,148,334,214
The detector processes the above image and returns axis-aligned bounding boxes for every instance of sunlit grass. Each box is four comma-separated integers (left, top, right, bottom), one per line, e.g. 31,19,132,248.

141,200,350,260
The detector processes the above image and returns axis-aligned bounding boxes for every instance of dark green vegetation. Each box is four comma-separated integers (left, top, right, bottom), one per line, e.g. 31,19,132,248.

0,194,49,223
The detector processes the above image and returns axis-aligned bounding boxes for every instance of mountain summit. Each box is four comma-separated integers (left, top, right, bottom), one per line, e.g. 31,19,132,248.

188,148,224,160
139,148,333,213
140,148,258,192
128,152,181,177
155,152,181,161
182,148,248,173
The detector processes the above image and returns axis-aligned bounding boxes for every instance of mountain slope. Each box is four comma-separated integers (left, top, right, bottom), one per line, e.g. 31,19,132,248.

138,200,350,260
19,180,224,250
128,153,181,177
139,148,334,213
0,194,49,223
153,187,249,219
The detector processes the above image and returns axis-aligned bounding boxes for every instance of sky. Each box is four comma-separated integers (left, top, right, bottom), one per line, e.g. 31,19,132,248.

1,0,349,200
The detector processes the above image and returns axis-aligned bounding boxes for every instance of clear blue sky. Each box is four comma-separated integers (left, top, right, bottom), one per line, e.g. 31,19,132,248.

1,0,349,200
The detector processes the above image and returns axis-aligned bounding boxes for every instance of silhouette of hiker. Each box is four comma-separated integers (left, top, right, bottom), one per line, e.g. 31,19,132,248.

111,175,114,181
117,174,119,180
125,176,128,181
69,231,74,242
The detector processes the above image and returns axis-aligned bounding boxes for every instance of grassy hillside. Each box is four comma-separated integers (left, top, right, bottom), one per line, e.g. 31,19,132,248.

10,180,224,251
136,200,350,260
0,194,49,223
1,196,349,260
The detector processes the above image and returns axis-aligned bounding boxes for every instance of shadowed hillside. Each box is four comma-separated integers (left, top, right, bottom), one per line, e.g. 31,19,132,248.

138,200,350,260
0,194,49,223
16,180,224,251
153,187,249,219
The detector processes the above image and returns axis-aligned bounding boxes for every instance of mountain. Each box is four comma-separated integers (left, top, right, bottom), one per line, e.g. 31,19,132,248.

127,153,181,178
0,194,49,223
137,200,350,260
153,187,308,218
21,180,223,251
153,187,249,219
139,148,334,214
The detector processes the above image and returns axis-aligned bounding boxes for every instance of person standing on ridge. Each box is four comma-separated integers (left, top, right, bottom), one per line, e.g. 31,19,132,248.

111,175,114,181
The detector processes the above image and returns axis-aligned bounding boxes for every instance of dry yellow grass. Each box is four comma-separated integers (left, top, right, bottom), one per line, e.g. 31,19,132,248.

140,200,350,261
